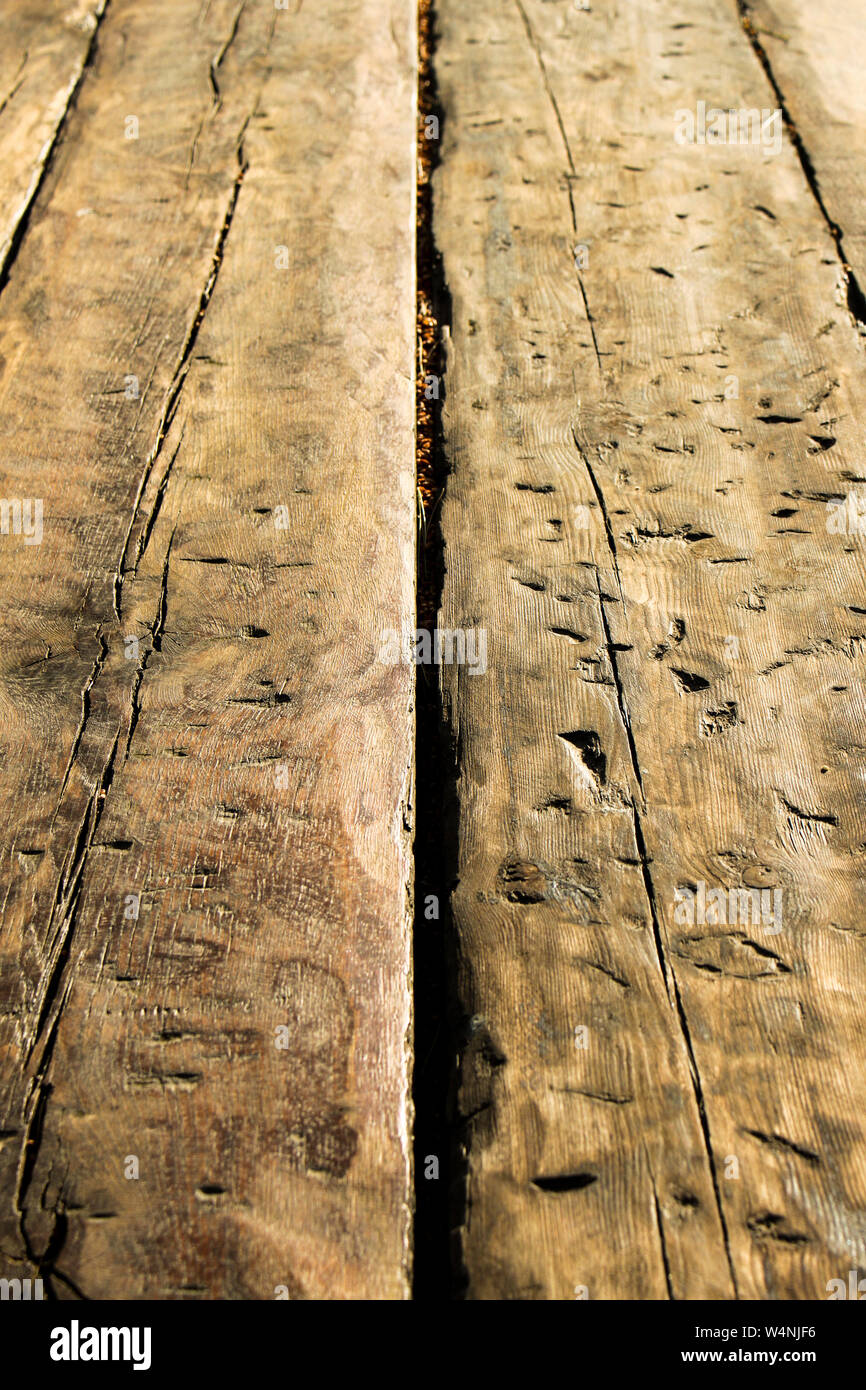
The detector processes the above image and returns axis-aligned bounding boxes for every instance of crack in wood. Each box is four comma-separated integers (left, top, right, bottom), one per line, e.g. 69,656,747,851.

735,0,866,331
114,117,252,619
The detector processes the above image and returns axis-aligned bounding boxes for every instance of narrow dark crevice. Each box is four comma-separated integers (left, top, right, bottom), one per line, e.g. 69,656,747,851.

412,0,460,1301
631,804,740,1295
114,122,251,620
736,0,866,331
14,729,122,1292
514,0,603,371
514,0,576,180
15,489,177,1277
572,428,621,574
652,1189,675,1301
532,1171,597,1193
51,634,110,825
596,587,645,800
209,0,248,108
573,433,740,1297
26,732,121,1068
123,529,176,761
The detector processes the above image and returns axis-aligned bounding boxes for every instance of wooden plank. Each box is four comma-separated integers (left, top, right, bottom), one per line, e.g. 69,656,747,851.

0,1,109,280
435,0,866,1299
0,0,415,1299
741,0,866,312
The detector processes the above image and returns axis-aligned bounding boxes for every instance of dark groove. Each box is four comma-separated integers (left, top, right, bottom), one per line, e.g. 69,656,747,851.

571,429,620,571
123,532,175,760
653,1190,675,1299
513,0,575,178
114,126,251,619
51,634,109,825
596,581,645,797
779,794,838,827
744,1128,821,1166
736,0,866,330
27,735,120,1065
15,729,122,1280
210,0,247,106
630,800,740,1296
571,431,740,1297
512,0,606,372
630,804,673,1001
413,0,459,1302
532,1172,597,1193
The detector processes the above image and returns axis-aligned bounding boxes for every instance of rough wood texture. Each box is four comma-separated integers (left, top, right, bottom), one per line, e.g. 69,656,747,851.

435,0,866,1299
743,0,866,300
0,0,415,1299
0,0,108,278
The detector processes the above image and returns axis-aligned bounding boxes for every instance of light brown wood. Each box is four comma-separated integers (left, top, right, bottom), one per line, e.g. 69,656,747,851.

0,0,109,280
743,0,866,305
0,0,416,1299
2,0,865,1306
434,0,866,1299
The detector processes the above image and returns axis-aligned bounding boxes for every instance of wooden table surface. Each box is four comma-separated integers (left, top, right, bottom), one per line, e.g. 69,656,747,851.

0,0,863,1300
0,0,416,1301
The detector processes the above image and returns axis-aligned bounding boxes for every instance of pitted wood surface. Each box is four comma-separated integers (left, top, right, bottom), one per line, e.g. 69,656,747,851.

0,0,415,1300
1,0,864,1304
435,0,866,1299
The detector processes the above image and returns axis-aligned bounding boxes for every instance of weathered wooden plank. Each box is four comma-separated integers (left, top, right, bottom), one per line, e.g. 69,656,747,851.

435,0,866,1299
742,0,866,310
0,1,109,280
0,0,415,1299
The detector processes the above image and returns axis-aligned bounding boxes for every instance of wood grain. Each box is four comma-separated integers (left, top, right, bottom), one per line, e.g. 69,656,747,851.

0,0,109,280
742,0,866,304
0,0,415,1299
434,0,866,1299
2,0,864,1306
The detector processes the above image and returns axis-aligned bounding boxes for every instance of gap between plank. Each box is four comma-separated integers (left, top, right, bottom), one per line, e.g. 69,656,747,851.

412,0,458,1301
